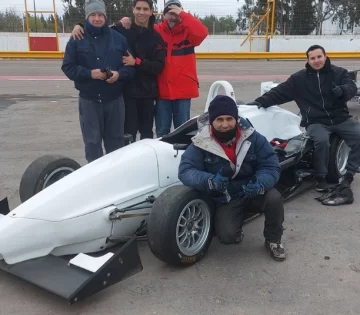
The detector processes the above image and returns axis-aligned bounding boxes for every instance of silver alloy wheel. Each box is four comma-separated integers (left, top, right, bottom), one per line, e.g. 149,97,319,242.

42,167,76,189
336,140,350,175
176,199,211,256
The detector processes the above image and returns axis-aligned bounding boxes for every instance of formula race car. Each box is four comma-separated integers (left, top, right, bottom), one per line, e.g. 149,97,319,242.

0,81,350,304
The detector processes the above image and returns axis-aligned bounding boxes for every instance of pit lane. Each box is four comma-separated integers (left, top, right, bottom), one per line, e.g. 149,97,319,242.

1,59,360,314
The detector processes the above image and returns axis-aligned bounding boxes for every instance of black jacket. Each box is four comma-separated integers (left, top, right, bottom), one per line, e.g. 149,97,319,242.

255,58,357,127
110,18,166,99
78,18,166,99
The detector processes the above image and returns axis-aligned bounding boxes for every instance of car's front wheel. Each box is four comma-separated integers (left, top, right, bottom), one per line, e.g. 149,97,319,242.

19,154,81,202
147,185,215,266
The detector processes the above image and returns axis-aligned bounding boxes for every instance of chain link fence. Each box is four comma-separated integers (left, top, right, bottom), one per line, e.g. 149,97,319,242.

1,0,360,35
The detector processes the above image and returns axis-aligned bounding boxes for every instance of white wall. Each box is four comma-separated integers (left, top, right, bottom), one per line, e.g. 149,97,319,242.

270,35,360,52
1,32,360,53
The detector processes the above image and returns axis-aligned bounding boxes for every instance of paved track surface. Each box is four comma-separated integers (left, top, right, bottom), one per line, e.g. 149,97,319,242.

1,59,360,315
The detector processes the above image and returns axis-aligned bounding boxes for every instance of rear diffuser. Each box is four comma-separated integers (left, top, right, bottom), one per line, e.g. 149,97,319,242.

0,236,143,304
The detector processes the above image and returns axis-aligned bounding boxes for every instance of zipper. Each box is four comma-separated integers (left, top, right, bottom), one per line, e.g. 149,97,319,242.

317,72,333,124
306,107,311,124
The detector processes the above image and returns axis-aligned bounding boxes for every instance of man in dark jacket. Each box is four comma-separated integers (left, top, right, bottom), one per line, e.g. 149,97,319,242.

71,0,166,141
62,0,135,163
247,45,360,192
178,95,286,261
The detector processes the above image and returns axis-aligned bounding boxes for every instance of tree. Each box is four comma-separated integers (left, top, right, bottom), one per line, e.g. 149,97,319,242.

313,0,337,34
236,0,255,31
236,0,293,35
62,0,158,31
219,15,237,34
0,7,23,32
290,0,316,35
332,0,360,33
198,15,237,34
200,14,220,34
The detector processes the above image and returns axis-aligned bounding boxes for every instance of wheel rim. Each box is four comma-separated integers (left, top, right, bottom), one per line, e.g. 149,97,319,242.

336,140,350,175
42,167,76,189
176,199,211,257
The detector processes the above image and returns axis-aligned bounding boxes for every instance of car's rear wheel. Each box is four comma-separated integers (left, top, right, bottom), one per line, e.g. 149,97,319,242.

327,136,350,182
147,185,215,266
19,155,81,202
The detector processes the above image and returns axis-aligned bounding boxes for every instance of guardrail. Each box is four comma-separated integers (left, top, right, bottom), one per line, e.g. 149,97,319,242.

1,51,360,60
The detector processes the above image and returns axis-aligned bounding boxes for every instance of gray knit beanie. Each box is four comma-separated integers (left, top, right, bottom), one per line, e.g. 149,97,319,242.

163,0,182,14
85,0,107,19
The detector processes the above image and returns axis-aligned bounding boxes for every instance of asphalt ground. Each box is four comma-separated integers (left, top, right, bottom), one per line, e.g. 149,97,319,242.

1,59,360,315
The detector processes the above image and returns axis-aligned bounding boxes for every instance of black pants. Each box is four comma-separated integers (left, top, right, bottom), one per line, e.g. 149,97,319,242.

124,97,155,141
215,188,284,244
79,96,125,163
306,117,360,177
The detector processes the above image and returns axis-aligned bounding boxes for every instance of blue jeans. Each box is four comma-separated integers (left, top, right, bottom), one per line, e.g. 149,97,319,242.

155,99,191,137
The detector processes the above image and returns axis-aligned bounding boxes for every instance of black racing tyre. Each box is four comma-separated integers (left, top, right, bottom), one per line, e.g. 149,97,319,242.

327,135,350,182
19,154,81,203
147,185,215,266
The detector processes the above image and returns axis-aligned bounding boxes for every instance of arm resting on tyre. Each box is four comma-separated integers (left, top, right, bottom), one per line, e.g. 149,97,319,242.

255,76,295,108
251,132,281,191
339,69,358,101
178,144,213,191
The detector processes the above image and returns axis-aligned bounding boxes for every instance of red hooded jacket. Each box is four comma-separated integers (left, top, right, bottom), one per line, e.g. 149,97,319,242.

154,11,208,100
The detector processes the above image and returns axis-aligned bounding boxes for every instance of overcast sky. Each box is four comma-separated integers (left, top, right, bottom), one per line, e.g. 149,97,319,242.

0,0,243,18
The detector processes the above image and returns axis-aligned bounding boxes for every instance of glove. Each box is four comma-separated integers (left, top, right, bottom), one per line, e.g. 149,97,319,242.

332,84,343,98
208,168,229,192
242,180,263,198
245,101,263,109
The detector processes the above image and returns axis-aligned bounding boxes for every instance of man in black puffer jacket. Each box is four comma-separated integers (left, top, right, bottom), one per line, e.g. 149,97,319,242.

247,45,360,192
72,0,166,141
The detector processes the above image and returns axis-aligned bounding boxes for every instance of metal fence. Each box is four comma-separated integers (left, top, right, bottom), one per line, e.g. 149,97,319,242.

0,0,360,35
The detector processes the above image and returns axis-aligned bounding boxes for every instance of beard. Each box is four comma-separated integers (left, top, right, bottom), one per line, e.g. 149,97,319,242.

212,126,237,143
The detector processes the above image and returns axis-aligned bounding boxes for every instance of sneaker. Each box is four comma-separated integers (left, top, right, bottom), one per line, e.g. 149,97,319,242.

234,230,245,244
265,240,287,261
342,172,354,187
315,176,330,192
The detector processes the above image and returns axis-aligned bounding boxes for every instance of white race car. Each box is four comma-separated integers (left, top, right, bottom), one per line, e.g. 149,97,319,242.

0,81,350,304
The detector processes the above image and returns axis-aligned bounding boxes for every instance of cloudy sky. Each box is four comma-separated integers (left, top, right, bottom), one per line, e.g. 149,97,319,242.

0,0,243,18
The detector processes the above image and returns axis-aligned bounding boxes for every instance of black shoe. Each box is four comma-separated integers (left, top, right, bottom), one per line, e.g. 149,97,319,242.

315,177,330,192
234,230,245,244
342,172,354,187
265,240,287,261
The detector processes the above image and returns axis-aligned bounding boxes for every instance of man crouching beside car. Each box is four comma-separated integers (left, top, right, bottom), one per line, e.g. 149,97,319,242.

178,95,286,261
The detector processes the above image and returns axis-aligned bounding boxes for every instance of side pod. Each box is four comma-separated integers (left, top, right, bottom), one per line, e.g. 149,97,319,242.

0,236,143,304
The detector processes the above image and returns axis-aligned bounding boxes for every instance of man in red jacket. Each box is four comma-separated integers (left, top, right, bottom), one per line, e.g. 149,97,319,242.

120,0,208,137
154,0,208,137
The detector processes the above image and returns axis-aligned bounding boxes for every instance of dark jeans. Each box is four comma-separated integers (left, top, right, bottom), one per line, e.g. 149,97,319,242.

79,96,125,163
215,188,284,244
155,98,191,137
306,117,360,176
124,97,155,141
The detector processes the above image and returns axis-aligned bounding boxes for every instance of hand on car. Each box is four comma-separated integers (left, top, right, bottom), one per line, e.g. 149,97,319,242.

332,84,343,98
106,71,119,83
209,168,229,192
245,101,263,109
122,51,136,66
91,69,107,80
72,25,84,40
